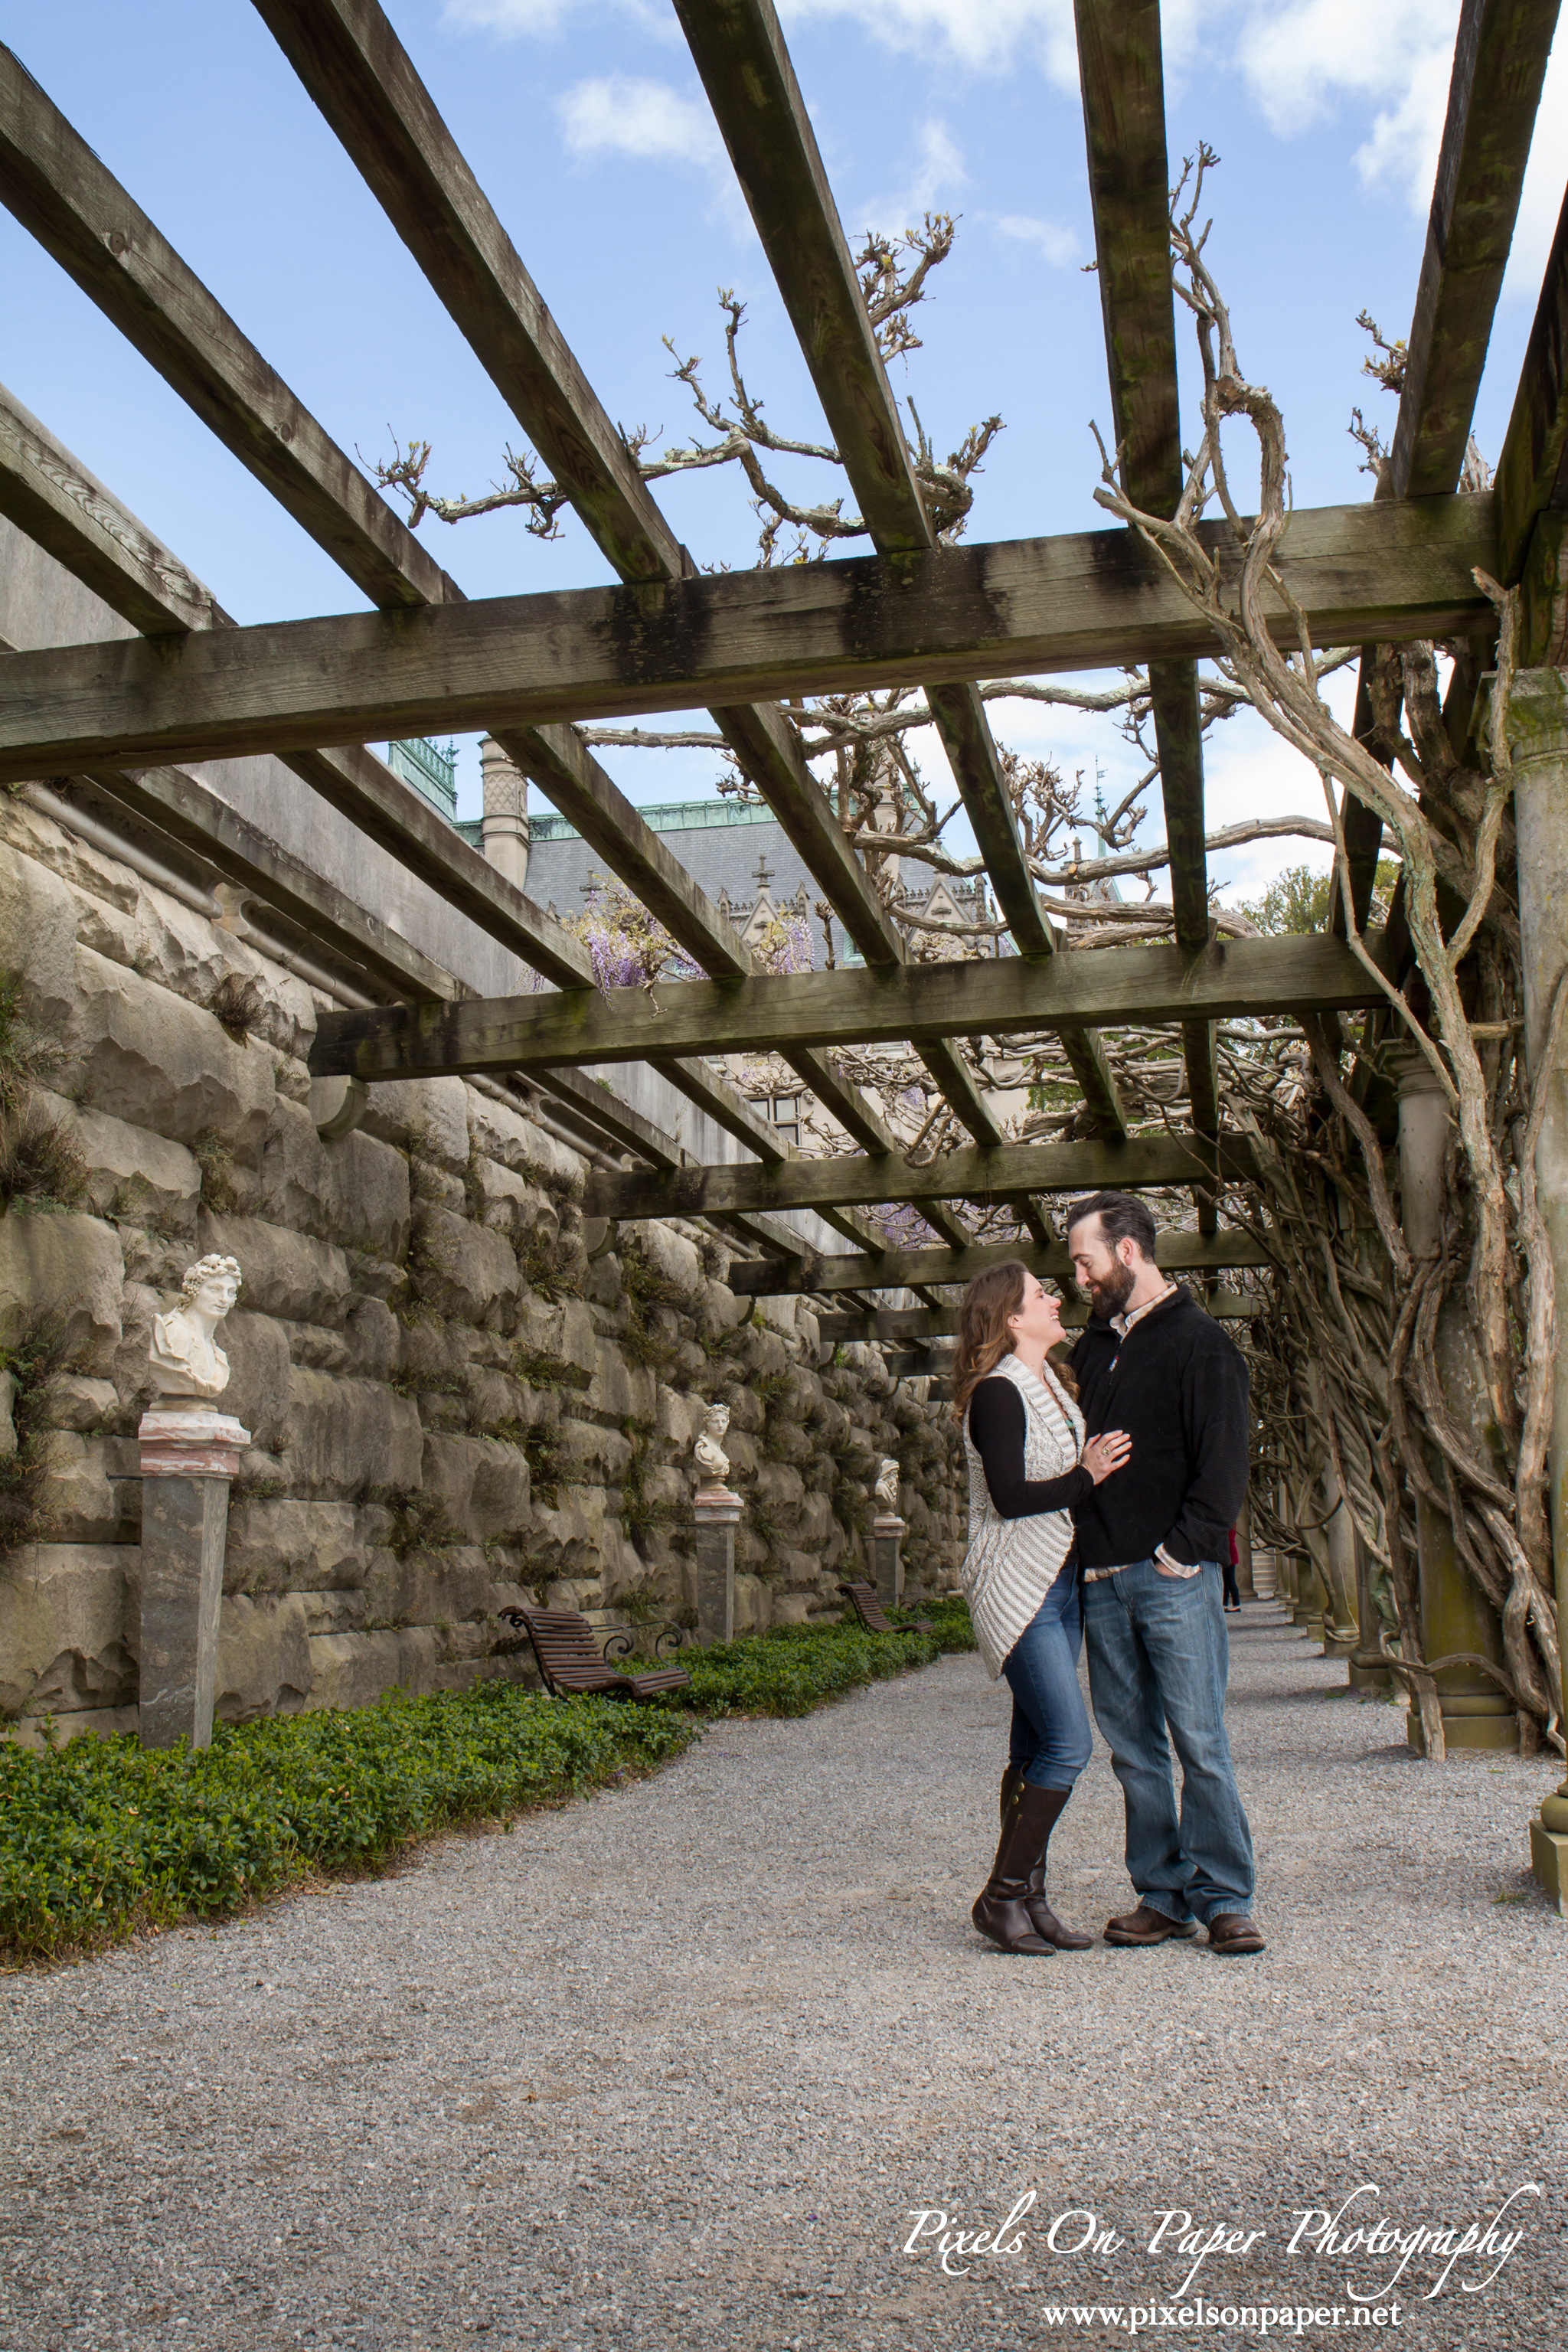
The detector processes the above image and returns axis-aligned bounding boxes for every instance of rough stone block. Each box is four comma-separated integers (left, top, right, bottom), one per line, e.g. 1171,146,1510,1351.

0,1541,135,1718
304,1626,439,1710
225,1497,366,1594
622,1220,703,1300
586,1340,656,1426
64,946,275,1150
36,1432,135,1544
198,1211,351,1328
420,1433,530,1544
0,1209,124,1376
410,1207,518,1327
0,1368,15,1456
39,1096,201,1231
365,1547,491,1628
0,841,77,1031
214,1593,313,1722
363,1076,469,1171
655,1384,704,1449
467,1089,578,1184
513,1295,596,1387
343,1295,400,1385
38,1374,119,1434
283,1372,423,1498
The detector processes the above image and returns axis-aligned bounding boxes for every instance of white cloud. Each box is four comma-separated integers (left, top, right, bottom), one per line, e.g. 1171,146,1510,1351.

858,118,966,234
781,0,1080,85
1501,34,1568,306
443,0,579,32
556,70,729,173
1222,0,1459,209
993,212,1080,266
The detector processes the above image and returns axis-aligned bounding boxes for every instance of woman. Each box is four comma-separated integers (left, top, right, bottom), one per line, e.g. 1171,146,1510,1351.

954,1262,1131,1955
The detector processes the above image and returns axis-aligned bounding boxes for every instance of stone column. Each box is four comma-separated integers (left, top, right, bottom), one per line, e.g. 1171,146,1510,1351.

871,1514,906,1610
1320,1467,1361,1660
1234,1492,1256,1602
1506,669,1568,1900
1293,1546,1328,1641
1395,1048,1517,1753
692,1490,740,1645
1348,1523,1391,1694
137,1407,250,1750
479,736,529,892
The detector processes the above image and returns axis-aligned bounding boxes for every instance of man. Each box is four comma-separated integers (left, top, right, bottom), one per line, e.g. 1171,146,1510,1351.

1065,1191,1263,1956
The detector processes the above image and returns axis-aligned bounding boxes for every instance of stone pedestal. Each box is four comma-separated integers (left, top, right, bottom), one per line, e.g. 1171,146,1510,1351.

1396,1050,1517,1753
1320,1470,1361,1661
871,1514,906,1611
692,1488,740,1645
137,1407,250,1750
1293,1550,1328,1640
1507,670,1568,1892
1348,1524,1391,1693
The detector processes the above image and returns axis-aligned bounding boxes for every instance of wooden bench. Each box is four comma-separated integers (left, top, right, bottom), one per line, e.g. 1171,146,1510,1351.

498,1606,691,1698
837,1580,933,1635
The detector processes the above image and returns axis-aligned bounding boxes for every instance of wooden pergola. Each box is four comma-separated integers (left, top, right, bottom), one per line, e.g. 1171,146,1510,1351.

3,0,1566,1318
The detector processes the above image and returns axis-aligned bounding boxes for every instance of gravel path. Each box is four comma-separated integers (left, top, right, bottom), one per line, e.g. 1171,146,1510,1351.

2,1605,1564,2351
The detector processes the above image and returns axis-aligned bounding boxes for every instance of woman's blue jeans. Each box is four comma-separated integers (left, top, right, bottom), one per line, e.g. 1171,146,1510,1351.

1002,1553,1094,1792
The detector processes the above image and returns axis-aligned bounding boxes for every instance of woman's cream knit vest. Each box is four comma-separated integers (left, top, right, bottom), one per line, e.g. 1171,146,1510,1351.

959,1351,1085,1678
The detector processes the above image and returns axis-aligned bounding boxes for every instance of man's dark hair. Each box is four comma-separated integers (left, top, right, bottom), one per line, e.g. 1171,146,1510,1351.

1066,1190,1158,1263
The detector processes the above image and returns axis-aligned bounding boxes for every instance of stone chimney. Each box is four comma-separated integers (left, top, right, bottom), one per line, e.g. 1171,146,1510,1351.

479,736,529,890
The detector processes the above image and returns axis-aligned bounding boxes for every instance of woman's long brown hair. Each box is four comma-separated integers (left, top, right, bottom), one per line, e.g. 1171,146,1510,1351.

951,1261,1027,1424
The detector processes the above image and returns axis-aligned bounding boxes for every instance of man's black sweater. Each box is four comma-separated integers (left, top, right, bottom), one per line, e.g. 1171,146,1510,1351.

1067,1283,1250,1570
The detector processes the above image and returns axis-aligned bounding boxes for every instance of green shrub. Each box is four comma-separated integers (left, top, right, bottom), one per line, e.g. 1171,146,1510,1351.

0,1681,700,1963
0,1598,973,1964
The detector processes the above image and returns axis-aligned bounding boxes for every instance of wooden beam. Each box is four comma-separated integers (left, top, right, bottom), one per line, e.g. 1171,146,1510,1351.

750,1227,1272,1300
1075,4,1215,1135
247,2,995,1161
0,498,1494,786
1338,0,1558,913
818,1309,959,1342
309,930,1391,1083
583,1132,1259,1221
1497,175,1568,588
1391,0,1561,503
673,0,1128,1140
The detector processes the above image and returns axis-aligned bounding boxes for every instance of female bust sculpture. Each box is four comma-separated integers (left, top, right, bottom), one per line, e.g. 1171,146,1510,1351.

150,1255,243,1400
875,1455,901,1513
694,1401,732,1491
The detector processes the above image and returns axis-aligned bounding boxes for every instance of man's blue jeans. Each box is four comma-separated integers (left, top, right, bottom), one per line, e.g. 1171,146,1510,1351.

1082,1558,1255,1924
1002,1553,1094,1792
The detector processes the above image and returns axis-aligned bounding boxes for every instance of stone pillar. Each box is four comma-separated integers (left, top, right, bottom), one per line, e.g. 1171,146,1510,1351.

1234,1492,1256,1602
1293,1547,1328,1640
872,1514,906,1610
1506,669,1568,1900
479,736,529,891
1320,1468,1361,1660
1348,1523,1391,1694
692,1490,740,1645
1395,1048,1517,1753
136,1407,250,1750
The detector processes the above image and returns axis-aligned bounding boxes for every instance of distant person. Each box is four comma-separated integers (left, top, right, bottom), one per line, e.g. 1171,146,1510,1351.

1222,1529,1242,1614
952,1263,1131,1955
1065,1193,1263,1957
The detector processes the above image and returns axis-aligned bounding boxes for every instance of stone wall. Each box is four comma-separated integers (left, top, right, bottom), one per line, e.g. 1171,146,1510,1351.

0,794,965,1744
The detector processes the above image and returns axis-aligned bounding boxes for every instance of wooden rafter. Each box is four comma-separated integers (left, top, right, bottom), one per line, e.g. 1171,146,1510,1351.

309,930,1391,1083
247,0,996,1184
740,1226,1270,1300
0,498,1495,786
1338,0,1560,921
1075,0,1217,1154
672,0,1128,1148
582,1132,1260,1223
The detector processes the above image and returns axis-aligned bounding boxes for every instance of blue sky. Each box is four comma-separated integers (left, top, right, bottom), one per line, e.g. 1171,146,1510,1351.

3,1,1563,903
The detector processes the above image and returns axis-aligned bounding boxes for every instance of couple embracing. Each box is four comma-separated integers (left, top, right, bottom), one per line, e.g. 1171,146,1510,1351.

955,1191,1263,1960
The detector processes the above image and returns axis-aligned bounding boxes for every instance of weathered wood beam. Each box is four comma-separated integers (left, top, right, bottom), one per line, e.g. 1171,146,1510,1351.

818,1309,959,1343
247,2,991,1161
1392,0,1561,503
674,0,1127,1139
0,499,1494,786
583,1131,1259,1223
1338,0,1558,915
1075,3,1215,1137
309,931,1390,1083
1497,175,1568,670
731,1224,1273,1298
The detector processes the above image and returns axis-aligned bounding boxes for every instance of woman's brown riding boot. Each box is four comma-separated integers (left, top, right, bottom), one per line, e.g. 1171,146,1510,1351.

1018,1783,1093,1949
972,1780,1064,1953
997,1769,1092,1949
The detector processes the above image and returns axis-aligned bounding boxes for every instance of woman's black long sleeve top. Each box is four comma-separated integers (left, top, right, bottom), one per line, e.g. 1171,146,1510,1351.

968,1377,1093,1519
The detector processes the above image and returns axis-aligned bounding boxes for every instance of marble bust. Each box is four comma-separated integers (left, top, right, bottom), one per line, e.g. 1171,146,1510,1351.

874,1456,900,1513
694,1402,732,1491
150,1255,243,1400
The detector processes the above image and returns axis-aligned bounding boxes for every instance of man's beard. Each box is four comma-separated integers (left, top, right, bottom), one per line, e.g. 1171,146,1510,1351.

1089,1258,1136,1314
